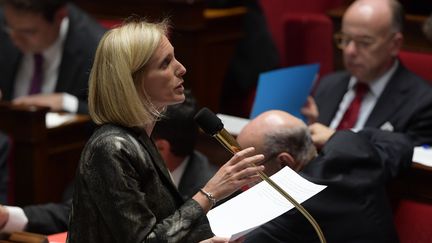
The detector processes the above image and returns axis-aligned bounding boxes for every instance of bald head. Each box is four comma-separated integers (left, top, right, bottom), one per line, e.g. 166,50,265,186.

237,110,316,174
238,110,304,153
344,0,402,34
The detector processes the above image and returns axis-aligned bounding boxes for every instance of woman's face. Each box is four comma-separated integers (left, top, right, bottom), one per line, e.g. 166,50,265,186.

140,35,186,109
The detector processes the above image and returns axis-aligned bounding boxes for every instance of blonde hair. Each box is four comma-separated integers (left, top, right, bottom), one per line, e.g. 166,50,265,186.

88,19,168,127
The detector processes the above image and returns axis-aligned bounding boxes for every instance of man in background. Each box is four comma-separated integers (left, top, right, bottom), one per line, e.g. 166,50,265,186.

153,91,218,200
0,0,105,114
302,0,432,147
238,110,412,242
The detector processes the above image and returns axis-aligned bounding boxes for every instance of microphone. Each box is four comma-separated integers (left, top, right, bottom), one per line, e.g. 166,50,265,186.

194,107,326,243
194,107,241,155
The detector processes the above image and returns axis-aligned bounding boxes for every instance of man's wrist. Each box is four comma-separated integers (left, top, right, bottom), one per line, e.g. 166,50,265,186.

2,206,27,233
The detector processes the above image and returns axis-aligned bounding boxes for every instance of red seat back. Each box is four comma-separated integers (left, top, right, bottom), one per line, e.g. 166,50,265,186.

393,199,432,242
399,50,432,83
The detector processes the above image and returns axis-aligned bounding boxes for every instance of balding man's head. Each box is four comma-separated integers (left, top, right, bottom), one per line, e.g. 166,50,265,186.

237,110,316,175
340,0,403,83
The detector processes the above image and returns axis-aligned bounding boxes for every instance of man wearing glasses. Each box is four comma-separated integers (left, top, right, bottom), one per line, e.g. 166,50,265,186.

0,0,105,114
302,0,432,147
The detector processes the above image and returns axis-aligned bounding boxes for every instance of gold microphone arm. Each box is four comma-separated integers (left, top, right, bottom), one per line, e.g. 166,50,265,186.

214,131,326,243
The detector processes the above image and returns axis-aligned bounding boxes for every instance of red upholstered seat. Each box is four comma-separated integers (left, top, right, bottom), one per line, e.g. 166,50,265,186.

98,19,123,29
393,199,432,242
259,0,342,76
399,50,432,83
282,13,334,76
242,1,343,116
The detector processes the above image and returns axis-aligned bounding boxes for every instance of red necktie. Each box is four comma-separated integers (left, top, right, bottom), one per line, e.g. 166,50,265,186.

337,82,369,130
28,54,44,95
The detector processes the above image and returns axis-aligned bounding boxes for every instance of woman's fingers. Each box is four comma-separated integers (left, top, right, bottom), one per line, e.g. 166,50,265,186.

226,147,256,166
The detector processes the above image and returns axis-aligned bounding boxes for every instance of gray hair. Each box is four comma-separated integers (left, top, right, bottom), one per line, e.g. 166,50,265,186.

389,0,404,33
263,125,316,168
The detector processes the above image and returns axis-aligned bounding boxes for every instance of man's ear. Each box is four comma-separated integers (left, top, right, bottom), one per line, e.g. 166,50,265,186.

53,5,67,25
154,139,170,155
391,32,404,57
276,152,298,171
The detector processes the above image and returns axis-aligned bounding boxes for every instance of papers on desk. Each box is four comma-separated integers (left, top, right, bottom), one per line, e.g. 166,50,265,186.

46,112,75,128
250,63,319,120
217,113,250,136
207,166,327,240
413,146,432,167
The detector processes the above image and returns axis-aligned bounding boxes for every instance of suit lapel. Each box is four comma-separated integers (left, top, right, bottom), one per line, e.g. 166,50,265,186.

365,65,408,128
0,39,21,100
55,15,83,93
318,77,350,126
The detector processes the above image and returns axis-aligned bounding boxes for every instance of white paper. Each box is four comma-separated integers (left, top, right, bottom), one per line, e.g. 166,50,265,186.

216,113,250,136
207,166,327,240
46,112,75,128
412,146,432,167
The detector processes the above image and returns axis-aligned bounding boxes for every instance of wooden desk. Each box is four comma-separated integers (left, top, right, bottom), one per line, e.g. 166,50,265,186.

390,163,432,203
327,7,432,70
75,0,246,113
0,103,93,206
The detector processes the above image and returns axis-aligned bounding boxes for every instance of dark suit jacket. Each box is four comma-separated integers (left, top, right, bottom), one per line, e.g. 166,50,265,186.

22,183,73,235
0,4,105,114
0,132,9,204
178,151,218,200
314,63,432,146
245,129,413,243
68,124,213,243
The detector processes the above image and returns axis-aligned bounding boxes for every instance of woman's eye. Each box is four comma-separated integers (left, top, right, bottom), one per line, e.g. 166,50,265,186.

161,57,172,69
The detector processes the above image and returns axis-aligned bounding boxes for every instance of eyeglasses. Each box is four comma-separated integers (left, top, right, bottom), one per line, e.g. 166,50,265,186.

2,23,38,38
333,32,377,50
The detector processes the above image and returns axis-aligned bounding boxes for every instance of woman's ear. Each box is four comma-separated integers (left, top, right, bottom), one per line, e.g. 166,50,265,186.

276,152,298,171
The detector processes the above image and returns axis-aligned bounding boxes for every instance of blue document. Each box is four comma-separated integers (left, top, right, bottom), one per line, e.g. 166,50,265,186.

250,63,320,120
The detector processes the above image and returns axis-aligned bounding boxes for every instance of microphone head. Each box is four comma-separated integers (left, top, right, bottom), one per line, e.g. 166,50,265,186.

194,107,224,135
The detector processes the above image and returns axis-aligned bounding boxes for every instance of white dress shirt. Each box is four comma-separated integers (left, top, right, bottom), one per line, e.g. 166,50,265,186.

330,60,399,131
1,206,27,233
170,156,190,188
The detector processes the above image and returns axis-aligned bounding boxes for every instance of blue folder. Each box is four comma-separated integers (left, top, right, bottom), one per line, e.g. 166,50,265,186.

250,63,320,120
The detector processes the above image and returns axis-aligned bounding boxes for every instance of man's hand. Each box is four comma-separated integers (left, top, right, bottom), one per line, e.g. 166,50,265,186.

301,96,319,125
0,205,9,230
309,123,335,148
12,93,63,112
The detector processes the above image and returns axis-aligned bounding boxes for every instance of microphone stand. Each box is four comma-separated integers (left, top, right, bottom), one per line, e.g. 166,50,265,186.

214,131,326,243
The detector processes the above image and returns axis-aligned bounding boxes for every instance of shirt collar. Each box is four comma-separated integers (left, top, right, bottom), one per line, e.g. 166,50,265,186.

170,156,190,188
347,60,399,97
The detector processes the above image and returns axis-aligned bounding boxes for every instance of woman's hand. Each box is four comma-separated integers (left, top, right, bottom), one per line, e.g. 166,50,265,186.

194,147,264,210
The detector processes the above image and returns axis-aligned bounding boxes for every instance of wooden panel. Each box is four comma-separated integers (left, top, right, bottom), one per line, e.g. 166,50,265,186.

74,0,246,113
0,103,93,206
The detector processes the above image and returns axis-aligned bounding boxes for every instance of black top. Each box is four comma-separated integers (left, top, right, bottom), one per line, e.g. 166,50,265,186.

68,124,213,242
